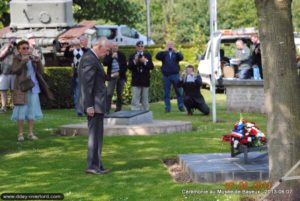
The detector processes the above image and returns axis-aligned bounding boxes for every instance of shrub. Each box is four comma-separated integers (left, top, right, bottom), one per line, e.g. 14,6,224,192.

14,44,199,109
41,67,73,109
111,66,178,105
41,65,184,109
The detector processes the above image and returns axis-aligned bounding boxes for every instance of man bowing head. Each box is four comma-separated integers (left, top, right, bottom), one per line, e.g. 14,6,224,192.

79,37,111,175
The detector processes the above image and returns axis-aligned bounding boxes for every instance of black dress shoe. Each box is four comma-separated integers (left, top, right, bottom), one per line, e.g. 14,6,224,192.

179,107,186,112
98,168,111,174
85,169,102,175
85,168,111,175
187,111,193,115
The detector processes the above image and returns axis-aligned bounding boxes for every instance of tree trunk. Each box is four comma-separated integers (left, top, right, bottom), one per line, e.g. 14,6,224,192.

255,0,300,200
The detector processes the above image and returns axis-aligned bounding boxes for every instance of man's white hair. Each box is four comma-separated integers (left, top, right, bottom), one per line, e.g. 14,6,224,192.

92,37,108,47
79,35,87,41
71,38,80,45
111,41,118,46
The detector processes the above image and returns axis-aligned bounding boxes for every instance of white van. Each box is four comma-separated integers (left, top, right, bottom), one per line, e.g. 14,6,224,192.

198,28,256,89
95,25,155,46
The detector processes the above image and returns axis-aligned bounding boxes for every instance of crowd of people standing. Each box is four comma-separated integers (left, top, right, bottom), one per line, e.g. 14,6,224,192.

0,33,270,137
1,32,293,175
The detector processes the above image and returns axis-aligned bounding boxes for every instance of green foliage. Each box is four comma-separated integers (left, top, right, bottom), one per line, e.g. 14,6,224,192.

0,0,9,27
117,45,201,104
1,0,300,46
218,0,257,29
5,47,201,110
111,66,175,105
39,65,179,108
130,0,300,46
292,0,300,32
73,0,143,27
42,67,73,109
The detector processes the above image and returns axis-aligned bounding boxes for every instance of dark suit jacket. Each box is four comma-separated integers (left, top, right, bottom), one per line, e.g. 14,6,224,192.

79,49,106,114
156,51,183,76
128,51,154,87
103,51,127,81
177,75,205,104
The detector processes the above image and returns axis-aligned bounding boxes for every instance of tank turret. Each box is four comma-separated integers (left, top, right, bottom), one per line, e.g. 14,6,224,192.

0,0,96,66
9,0,74,29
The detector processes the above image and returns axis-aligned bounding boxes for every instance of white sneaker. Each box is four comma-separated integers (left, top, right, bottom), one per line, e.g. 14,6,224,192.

28,134,38,140
18,135,24,141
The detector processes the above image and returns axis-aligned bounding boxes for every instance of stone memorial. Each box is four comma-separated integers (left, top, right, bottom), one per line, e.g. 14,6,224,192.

59,110,192,136
104,110,153,125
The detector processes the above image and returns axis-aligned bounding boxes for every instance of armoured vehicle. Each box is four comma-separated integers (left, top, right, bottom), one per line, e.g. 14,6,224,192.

0,0,96,66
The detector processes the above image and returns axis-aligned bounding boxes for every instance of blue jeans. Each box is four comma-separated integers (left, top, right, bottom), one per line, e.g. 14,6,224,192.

72,77,82,115
163,74,184,111
253,65,262,80
238,68,251,79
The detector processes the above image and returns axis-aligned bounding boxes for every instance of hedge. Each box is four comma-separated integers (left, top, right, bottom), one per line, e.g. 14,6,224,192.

4,45,198,109
119,45,200,65
39,66,177,109
41,67,73,109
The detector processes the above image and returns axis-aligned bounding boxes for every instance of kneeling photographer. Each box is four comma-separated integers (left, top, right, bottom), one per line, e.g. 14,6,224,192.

178,65,210,116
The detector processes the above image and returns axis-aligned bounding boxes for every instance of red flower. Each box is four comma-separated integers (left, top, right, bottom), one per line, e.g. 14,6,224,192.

240,137,248,144
223,135,232,142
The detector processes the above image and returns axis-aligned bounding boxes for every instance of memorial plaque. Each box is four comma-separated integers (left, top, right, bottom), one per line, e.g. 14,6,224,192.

104,110,153,125
105,110,149,118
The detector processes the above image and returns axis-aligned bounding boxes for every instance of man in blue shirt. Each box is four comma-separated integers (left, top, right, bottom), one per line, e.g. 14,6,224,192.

156,41,185,112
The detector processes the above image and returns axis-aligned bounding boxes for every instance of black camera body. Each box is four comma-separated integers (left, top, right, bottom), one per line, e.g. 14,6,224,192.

136,53,143,59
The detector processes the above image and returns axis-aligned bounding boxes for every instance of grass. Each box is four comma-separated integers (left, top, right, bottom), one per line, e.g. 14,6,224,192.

0,90,267,201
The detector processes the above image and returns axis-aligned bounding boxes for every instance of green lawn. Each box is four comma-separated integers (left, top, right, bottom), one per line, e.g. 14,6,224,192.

0,90,267,201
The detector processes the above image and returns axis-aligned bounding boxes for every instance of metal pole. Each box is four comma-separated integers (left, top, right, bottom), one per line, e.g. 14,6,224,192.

146,0,151,46
210,0,217,123
213,0,217,32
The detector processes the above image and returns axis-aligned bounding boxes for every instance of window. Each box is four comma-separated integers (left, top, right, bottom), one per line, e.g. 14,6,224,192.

96,28,117,40
121,26,138,39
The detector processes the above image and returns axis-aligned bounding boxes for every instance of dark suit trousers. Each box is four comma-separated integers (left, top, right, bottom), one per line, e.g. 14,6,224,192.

87,113,104,170
184,96,210,115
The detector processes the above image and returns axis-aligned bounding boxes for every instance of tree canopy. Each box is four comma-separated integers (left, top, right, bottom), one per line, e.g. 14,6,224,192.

0,0,300,44
73,0,143,27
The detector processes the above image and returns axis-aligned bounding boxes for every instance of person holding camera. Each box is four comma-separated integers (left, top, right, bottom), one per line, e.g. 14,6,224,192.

11,40,54,141
156,41,185,113
64,37,89,116
128,41,154,111
27,33,45,67
0,37,18,113
103,42,127,113
178,65,209,116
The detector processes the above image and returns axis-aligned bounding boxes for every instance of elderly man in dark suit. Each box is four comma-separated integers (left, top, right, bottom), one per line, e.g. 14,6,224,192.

79,37,111,175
